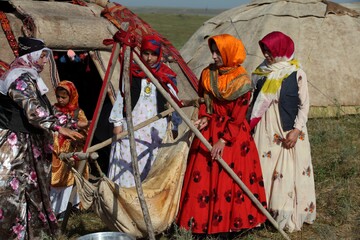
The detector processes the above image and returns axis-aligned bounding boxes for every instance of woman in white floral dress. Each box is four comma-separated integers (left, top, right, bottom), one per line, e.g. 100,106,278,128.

108,35,180,188
0,37,83,239
250,31,316,232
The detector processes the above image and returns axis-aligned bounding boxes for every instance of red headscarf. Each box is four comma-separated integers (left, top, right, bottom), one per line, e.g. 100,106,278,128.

131,35,178,93
259,31,295,62
140,35,162,62
54,80,79,116
249,31,299,130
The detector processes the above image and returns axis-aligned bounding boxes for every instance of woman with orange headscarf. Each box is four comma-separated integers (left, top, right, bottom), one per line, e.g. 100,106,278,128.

177,34,267,236
50,80,89,219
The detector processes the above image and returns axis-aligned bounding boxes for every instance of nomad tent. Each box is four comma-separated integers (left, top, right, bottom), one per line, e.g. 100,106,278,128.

0,0,199,238
180,0,360,118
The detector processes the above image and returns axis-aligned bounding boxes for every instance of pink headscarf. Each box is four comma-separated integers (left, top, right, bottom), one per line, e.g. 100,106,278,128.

250,31,300,130
259,31,295,63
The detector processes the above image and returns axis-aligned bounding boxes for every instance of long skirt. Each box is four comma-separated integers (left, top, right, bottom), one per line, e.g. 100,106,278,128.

253,102,316,232
108,90,167,188
0,130,58,239
177,115,267,234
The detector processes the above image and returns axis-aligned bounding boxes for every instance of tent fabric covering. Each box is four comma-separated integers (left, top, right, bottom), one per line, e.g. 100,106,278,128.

1,0,118,103
74,129,194,237
180,0,360,117
9,0,117,50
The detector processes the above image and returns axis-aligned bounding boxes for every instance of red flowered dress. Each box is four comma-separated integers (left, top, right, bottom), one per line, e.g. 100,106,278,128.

177,91,267,234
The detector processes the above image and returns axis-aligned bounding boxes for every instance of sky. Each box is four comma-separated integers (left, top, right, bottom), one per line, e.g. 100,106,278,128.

114,0,359,9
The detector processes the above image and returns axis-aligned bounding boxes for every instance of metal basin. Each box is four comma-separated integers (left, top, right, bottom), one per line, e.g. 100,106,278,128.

77,232,135,240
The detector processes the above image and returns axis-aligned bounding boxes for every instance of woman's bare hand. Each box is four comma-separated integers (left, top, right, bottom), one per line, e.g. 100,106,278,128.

283,128,300,149
113,126,123,135
211,139,226,159
193,117,209,130
59,127,84,141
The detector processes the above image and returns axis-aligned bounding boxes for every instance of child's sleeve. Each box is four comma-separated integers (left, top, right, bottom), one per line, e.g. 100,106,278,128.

294,69,310,130
221,92,251,144
166,83,183,130
109,90,125,127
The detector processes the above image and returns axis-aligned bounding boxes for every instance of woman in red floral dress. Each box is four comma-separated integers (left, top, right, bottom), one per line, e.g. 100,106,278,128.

177,34,267,235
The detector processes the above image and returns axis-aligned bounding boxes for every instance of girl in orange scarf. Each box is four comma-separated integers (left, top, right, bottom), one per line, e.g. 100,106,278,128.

50,80,89,219
177,34,267,236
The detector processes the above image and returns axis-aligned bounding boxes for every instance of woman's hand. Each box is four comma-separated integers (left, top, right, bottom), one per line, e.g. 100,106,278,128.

193,116,208,130
211,138,226,159
113,126,123,135
283,128,300,149
59,127,84,141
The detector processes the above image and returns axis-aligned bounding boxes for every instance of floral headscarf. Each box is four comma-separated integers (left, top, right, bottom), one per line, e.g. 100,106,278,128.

201,34,251,101
250,31,300,129
0,38,51,95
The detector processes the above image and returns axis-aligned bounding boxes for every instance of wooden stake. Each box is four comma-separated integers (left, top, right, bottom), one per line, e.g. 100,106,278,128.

85,98,200,153
123,46,156,239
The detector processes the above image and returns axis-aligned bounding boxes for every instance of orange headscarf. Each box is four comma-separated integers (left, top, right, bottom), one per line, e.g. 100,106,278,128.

54,80,79,116
201,34,251,101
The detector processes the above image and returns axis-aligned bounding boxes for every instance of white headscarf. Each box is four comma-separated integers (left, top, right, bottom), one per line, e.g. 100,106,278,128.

0,48,51,95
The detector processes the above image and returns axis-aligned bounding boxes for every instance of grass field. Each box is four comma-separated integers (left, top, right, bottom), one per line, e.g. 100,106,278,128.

135,12,213,50
62,9,360,240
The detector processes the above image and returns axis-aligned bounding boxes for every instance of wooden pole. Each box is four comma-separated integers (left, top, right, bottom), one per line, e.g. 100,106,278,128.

85,98,200,153
61,42,121,232
122,46,156,239
86,107,175,153
132,54,291,240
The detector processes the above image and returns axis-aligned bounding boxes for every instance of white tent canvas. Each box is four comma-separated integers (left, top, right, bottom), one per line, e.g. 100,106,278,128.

180,0,360,117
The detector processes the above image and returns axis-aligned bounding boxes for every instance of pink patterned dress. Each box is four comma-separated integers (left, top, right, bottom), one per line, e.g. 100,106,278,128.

0,73,59,239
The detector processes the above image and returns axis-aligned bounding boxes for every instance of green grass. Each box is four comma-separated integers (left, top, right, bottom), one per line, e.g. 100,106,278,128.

136,13,211,50
307,115,360,238
60,108,360,240
61,11,360,240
